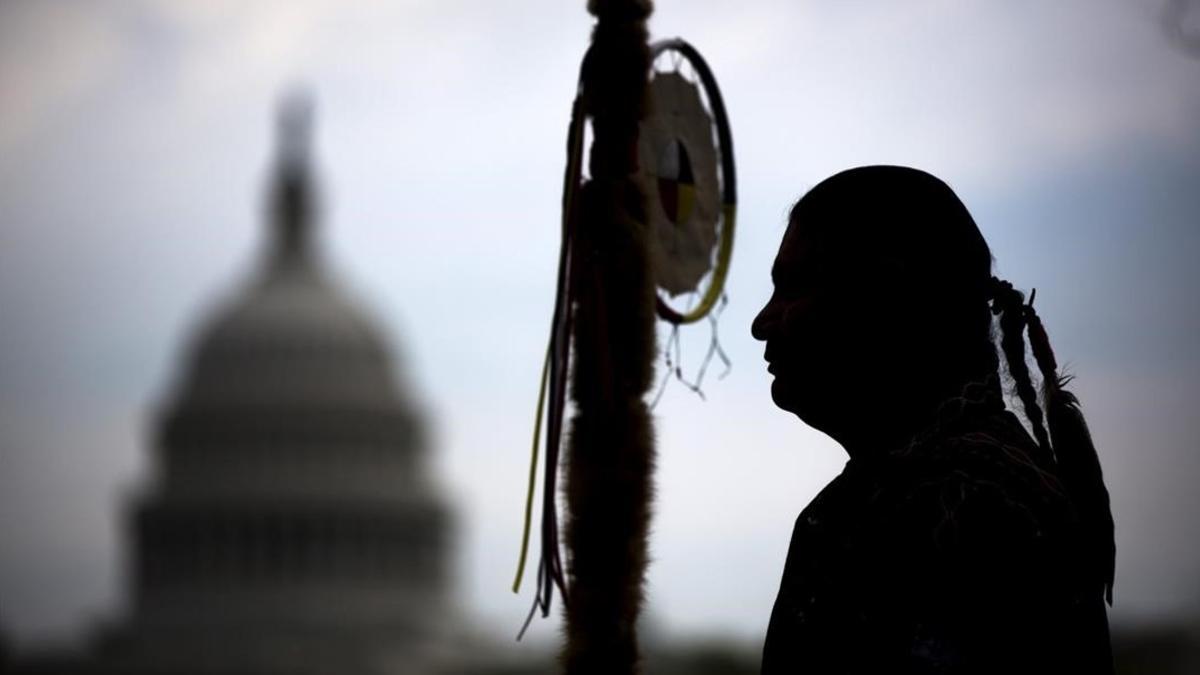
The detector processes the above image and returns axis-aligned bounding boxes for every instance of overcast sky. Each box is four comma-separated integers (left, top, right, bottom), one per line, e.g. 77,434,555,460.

1,0,1199,652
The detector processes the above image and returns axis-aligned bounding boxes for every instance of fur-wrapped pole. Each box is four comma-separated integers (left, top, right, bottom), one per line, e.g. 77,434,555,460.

563,1,656,673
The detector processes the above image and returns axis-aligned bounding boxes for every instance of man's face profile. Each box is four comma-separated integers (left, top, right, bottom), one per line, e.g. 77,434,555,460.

751,210,901,436
752,216,837,423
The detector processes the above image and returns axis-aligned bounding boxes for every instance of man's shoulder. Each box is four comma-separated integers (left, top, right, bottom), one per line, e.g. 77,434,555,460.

868,411,1077,555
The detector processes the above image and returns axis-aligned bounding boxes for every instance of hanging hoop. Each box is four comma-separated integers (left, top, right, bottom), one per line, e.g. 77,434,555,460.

644,39,737,325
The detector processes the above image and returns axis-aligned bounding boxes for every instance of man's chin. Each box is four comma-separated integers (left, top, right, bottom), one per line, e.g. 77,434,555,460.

771,376,826,425
770,377,799,413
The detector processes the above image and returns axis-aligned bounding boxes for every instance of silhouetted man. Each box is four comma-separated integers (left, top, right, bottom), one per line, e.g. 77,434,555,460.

753,166,1114,674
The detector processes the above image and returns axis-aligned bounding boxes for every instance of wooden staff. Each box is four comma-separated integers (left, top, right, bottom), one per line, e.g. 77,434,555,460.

563,1,656,673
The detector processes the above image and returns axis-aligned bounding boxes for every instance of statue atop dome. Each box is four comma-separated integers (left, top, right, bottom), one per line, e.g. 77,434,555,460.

270,89,317,262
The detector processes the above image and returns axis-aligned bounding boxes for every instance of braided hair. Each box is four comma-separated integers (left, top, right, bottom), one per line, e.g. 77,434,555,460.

988,277,1115,605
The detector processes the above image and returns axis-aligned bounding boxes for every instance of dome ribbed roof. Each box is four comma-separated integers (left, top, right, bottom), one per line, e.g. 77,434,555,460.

177,260,403,409
169,96,405,411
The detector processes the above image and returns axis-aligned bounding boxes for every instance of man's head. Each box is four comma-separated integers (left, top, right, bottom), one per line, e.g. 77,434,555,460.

751,166,996,447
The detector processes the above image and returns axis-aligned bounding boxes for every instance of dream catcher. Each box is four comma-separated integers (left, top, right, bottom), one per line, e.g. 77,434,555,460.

641,39,737,404
513,2,735,673
641,40,736,327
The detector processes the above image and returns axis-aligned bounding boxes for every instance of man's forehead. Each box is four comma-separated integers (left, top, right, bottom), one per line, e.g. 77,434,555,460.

773,218,817,277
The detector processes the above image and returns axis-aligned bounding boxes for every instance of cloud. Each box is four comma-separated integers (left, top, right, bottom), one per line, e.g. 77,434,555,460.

0,3,124,152
660,0,1200,191
1163,0,1200,58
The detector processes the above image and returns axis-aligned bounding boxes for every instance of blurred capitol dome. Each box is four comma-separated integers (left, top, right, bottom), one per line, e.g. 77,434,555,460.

98,96,454,675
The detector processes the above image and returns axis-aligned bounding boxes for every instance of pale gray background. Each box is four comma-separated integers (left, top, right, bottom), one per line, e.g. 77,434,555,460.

1,0,1198,651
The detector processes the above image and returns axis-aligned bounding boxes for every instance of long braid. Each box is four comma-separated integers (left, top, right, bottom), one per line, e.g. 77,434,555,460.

990,278,1052,454
990,277,1115,606
1025,296,1116,606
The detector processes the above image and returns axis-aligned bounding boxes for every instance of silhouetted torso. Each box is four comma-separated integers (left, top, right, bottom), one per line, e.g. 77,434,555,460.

761,396,1113,674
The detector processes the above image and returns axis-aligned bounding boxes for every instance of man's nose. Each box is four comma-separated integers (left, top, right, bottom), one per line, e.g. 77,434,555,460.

751,300,779,342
